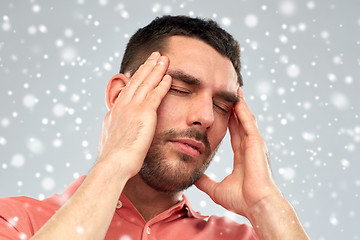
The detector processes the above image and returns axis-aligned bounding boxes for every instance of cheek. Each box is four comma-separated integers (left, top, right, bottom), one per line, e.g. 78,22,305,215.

210,125,227,150
155,96,182,131
209,115,230,149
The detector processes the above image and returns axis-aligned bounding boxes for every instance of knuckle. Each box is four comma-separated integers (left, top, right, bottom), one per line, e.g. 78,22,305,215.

130,76,139,84
145,93,157,104
138,82,150,89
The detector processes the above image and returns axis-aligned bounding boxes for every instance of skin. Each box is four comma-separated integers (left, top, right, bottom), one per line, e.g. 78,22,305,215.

123,36,240,220
31,36,309,239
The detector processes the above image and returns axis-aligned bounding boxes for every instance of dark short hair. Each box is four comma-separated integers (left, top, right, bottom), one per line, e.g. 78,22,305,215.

120,15,242,86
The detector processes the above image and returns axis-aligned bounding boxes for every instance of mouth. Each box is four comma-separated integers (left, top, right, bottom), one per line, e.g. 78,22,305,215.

169,138,205,159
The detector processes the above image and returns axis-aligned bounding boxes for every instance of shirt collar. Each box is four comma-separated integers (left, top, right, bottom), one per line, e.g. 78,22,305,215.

53,175,208,220
118,191,208,224
181,194,208,219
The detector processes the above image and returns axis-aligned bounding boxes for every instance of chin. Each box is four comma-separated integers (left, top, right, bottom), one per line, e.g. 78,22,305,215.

139,154,208,193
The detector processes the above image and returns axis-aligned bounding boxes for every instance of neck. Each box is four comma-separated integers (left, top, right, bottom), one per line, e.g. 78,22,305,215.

122,174,183,222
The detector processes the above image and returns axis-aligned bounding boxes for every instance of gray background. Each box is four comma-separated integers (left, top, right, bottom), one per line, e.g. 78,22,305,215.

1,0,359,239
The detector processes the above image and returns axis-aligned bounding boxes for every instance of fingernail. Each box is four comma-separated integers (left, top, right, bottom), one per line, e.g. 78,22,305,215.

149,52,159,60
157,56,166,65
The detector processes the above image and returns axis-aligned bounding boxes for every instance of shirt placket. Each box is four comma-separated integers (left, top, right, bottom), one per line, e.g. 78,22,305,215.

141,223,153,240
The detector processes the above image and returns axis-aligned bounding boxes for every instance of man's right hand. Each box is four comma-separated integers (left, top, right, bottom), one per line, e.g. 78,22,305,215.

30,52,171,240
98,52,171,179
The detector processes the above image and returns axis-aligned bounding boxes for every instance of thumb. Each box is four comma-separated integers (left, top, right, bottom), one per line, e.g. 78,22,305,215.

195,174,218,198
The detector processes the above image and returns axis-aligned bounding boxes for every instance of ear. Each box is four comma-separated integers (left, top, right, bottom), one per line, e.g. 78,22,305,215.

105,73,130,110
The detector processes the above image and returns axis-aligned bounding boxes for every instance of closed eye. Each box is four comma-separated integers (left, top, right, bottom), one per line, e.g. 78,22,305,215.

169,88,190,95
214,104,229,114
214,102,233,115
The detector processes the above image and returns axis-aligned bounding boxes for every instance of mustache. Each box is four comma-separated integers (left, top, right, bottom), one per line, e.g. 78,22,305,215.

157,128,211,154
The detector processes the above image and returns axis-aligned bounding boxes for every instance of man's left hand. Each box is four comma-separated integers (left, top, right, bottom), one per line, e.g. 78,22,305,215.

195,87,281,217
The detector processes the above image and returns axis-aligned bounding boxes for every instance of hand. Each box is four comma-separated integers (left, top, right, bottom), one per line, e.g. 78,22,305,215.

98,52,172,179
30,55,172,240
195,87,282,217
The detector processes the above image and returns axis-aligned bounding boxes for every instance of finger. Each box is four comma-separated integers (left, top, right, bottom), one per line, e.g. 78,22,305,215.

228,110,245,169
230,112,250,172
234,87,260,136
194,174,218,199
121,52,161,101
228,109,243,149
133,55,169,102
146,74,172,109
130,52,160,84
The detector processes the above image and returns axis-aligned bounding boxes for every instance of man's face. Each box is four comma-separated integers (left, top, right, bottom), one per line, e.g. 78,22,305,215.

139,36,239,193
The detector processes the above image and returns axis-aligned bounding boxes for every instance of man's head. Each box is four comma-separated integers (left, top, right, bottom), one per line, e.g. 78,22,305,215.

109,16,242,193
120,15,243,86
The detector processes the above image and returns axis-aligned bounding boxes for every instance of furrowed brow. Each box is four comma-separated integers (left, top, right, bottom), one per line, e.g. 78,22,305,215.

215,91,239,104
167,69,239,104
167,70,201,86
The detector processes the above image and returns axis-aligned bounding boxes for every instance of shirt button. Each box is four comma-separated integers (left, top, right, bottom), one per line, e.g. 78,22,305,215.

116,200,122,209
146,226,151,235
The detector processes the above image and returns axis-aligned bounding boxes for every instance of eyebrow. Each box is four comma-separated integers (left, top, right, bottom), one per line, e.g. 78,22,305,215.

167,69,239,104
167,70,201,86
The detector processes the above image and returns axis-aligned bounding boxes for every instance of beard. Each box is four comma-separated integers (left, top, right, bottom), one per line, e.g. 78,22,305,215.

139,128,216,193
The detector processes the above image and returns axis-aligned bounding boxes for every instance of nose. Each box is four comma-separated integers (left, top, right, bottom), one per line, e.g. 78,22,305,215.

186,94,214,130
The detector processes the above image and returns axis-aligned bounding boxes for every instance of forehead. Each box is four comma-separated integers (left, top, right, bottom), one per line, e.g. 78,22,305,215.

163,36,239,92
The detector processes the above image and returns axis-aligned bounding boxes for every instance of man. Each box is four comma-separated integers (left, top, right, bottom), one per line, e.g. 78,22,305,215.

0,16,309,239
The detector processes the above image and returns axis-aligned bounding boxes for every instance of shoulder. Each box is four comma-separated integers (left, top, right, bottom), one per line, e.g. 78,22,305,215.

181,195,258,239
202,215,258,240
0,196,44,221
0,195,60,218
0,196,59,239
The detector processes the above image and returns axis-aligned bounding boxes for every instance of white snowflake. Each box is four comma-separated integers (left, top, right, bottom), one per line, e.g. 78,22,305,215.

41,177,55,191
244,14,258,28
10,154,26,168
286,64,300,78
279,0,297,17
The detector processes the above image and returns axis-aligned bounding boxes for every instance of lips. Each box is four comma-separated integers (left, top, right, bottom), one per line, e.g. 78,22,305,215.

170,138,205,158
